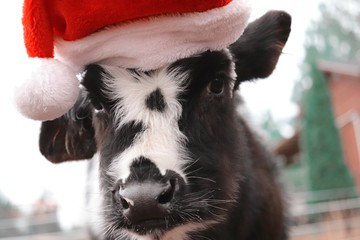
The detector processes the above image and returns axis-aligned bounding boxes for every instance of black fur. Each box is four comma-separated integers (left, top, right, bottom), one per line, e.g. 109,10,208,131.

145,88,166,112
39,91,97,163
230,10,291,88
38,11,291,240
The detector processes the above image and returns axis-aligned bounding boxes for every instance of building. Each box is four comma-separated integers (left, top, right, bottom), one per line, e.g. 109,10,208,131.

275,60,360,191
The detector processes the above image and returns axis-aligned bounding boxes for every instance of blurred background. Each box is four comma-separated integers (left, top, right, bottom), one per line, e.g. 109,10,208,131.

1,0,360,239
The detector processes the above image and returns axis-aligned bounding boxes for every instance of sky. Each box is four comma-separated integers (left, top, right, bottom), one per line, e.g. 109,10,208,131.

0,0,323,230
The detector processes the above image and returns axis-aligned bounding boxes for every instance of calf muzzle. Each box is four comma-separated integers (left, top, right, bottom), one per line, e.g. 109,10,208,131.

118,179,177,224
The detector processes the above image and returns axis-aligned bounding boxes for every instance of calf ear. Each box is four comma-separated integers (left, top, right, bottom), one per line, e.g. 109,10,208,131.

39,92,97,163
229,10,291,88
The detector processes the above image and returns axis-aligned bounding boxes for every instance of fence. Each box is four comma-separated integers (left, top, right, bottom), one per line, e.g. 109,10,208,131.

1,191,359,240
0,206,87,240
290,189,360,240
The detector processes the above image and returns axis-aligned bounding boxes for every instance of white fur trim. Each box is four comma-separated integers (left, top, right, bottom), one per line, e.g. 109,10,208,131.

14,58,79,121
55,0,251,72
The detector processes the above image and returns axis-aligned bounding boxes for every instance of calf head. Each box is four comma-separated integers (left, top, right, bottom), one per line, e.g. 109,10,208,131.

39,11,291,239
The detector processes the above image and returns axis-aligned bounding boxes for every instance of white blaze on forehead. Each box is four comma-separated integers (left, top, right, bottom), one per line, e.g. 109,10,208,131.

102,66,187,127
102,65,190,181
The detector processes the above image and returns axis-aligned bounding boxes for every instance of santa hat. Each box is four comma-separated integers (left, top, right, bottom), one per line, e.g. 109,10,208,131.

15,0,251,121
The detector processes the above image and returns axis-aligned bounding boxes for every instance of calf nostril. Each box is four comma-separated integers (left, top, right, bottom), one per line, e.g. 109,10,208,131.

157,179,176,204
120,196,130,209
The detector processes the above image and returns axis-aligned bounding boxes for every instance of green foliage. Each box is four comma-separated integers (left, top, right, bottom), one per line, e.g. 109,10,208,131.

301,64,356,198
0,192,17,219
298,0,358,201
281,157,307,192
293,0,360,104
305,4,360,63
260,111,284,146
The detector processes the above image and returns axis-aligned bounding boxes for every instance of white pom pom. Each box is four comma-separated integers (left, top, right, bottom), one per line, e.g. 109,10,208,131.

14,58,80,121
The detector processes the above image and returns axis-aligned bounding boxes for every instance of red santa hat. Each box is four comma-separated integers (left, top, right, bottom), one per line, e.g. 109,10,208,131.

15,0,251,121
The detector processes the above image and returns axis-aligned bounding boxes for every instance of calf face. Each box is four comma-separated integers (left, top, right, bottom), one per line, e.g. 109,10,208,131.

39,11,291,240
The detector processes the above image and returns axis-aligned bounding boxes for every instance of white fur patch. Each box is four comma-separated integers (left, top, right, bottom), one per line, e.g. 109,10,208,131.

102,65,190,181
85,154,105,238
223,48,237,84
125,221,217,240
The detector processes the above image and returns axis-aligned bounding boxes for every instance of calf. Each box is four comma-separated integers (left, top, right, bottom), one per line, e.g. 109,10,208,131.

39,11,291,240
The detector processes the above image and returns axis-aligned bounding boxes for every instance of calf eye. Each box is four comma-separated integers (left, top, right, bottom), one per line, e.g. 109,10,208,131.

208,78,225,95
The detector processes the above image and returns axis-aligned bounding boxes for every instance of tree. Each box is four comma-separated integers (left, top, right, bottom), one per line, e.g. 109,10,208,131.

0,192,22,238
301,60,356,201
293,0,360,104
0,192,16,219
260,111,284,146
299,0,359,202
